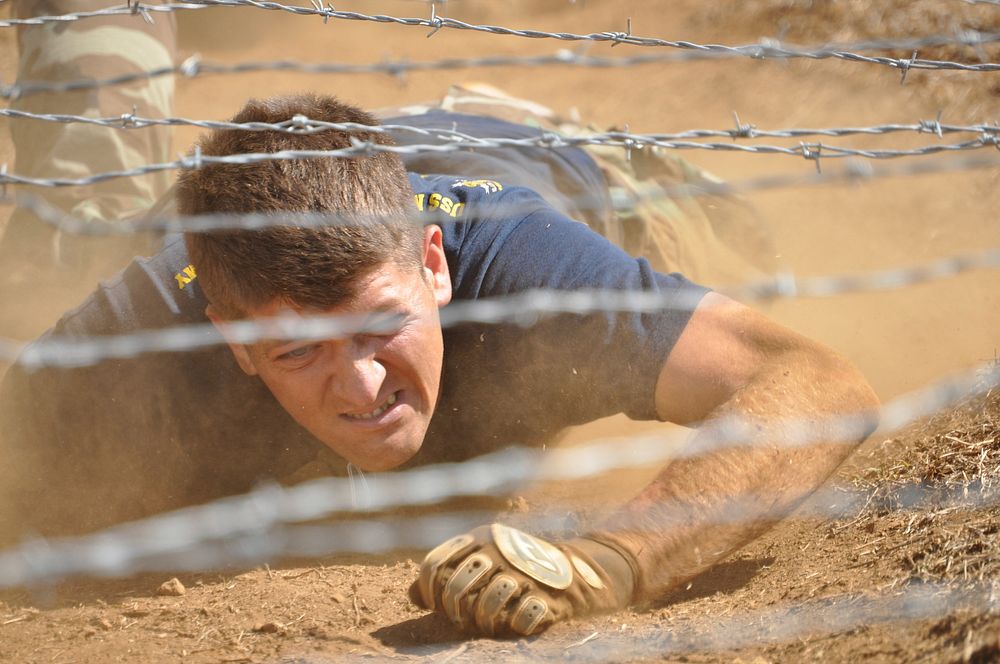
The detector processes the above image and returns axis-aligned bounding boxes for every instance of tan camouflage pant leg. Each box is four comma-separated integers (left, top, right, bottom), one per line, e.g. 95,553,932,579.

382,84,778,289
1,0,176,281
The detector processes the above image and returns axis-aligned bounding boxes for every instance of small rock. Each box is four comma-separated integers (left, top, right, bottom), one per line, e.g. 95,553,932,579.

253,621,282,634
83,627,97,638
505,496,529,512
157,578,186,597
330,592,347,604
306,626,328,638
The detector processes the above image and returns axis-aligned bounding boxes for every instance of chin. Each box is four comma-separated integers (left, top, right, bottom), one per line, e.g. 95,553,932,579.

346,435,424,472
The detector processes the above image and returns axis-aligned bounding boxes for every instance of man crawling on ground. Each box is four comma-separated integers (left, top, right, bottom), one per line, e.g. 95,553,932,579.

0,91,879,636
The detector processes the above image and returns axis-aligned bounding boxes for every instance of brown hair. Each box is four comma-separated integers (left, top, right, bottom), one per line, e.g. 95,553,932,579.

179,93,421,318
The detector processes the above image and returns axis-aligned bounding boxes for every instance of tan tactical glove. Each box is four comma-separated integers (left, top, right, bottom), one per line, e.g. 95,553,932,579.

409,524,636,637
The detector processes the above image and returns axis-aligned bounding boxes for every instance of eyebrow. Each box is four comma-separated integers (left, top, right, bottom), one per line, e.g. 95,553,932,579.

254,306,410,351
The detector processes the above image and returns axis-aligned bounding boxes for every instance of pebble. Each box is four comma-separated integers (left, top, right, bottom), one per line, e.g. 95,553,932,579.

157,578,186,597
253,621,282,634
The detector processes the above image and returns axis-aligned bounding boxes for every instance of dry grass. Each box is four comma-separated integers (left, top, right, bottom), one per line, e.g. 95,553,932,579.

846,376,1000,588
856,380,1000,510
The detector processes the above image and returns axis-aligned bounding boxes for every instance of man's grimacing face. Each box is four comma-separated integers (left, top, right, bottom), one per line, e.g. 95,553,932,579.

208,225,453,472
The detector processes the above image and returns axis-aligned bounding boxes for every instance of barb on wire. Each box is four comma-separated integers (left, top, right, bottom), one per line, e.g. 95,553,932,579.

2,247,999,369
1,131,998,189
1,2,999,77
3,106,998,146
0,2,210,27
0,359,996,587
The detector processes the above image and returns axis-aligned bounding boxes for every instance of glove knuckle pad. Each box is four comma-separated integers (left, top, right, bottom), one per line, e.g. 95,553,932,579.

417,533,475,611
510,595,549,636
442,552,494,625
474,574,519,636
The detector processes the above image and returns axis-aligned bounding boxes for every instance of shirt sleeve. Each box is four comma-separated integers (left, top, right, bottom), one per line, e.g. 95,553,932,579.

493,209,707,421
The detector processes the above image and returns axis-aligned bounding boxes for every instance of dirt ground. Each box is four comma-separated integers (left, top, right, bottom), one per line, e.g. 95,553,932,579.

1,0,999,662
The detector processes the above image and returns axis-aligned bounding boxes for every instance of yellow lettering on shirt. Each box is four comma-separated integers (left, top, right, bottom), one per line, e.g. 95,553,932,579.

174,263,197,289
451,179,503,194
414,192,464,218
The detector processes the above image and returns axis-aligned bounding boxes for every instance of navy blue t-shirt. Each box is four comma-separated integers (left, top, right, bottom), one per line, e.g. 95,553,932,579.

0,115,709,536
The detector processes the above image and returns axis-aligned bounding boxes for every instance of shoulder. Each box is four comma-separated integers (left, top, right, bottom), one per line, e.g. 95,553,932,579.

390,112,612,224
54,235,208,336
409,171,707,314
409,172,584,294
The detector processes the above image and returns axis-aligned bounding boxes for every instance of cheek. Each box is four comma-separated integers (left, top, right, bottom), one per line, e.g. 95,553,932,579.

258,368,327,420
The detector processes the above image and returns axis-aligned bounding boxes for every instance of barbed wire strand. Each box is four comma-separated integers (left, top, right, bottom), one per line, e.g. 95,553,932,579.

2,245,998,369
2,146,998,241
4,38,1000,103
1,129,998,190
1,2,999,78
3,106,997,146
0,358,996,588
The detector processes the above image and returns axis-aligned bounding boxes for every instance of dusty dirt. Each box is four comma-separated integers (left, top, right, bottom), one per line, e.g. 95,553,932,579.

1,0,999,662
1,382,999,663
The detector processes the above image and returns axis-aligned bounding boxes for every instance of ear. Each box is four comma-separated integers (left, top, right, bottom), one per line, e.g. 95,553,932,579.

206,304,259,376
422,224,452,308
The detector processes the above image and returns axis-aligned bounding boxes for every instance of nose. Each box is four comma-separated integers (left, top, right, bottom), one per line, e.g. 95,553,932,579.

329,342,387,411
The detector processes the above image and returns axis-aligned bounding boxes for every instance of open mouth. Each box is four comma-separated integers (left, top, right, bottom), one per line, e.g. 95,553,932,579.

343,391,400,421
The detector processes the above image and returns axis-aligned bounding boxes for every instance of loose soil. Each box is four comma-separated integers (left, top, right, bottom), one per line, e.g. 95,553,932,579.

1,382,998,663
1,1,999,662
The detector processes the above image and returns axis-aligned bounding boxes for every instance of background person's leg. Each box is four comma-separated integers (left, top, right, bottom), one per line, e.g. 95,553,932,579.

0,0,177,338
586,142,779,288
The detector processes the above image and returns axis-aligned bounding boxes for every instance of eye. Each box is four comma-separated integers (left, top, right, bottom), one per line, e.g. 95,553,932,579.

277,344,317,361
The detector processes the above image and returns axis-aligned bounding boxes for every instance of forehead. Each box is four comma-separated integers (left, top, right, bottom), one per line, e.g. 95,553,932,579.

247,261,424,319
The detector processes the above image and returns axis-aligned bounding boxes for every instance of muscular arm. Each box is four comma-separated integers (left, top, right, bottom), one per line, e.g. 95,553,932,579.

596,292,880,602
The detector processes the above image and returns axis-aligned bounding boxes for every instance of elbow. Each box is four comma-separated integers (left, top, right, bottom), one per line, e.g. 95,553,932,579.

812,346,881,441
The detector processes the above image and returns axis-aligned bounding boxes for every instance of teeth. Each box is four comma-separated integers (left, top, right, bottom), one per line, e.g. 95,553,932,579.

347,392,398,420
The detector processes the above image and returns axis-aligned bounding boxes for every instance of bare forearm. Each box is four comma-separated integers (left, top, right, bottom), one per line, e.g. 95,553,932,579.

595,348,879,603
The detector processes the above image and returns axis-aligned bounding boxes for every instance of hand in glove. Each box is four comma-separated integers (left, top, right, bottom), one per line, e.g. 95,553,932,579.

409,523,636,637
